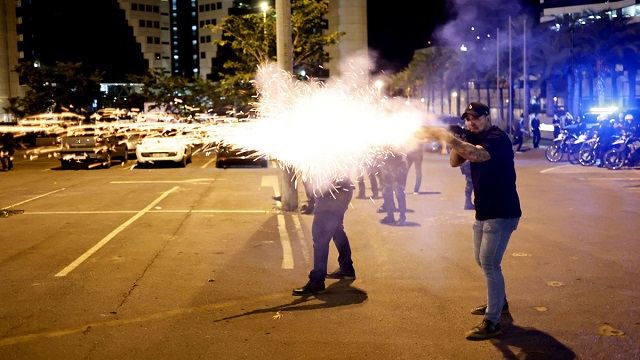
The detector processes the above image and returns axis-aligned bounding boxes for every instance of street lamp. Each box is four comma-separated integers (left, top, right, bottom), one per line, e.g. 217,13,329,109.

374,80,383,97
260,2,268,58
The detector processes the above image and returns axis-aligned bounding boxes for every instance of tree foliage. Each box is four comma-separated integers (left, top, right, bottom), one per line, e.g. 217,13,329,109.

7,62,102,117
391,9,640,116
129,69,223,116
209,0,345,109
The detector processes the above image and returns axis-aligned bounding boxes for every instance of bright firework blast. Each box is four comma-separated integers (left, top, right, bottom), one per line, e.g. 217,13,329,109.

213,58,432,188
5,56,451,186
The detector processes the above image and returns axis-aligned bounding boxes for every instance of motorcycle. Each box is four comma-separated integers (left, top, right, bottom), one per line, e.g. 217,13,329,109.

602,135,640,170
578,132,618,166
545,129,582,164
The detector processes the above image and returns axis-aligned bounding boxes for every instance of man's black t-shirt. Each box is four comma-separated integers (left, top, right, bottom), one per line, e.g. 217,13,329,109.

469,126,522,221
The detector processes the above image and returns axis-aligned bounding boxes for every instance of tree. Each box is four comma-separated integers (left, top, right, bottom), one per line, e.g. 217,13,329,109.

528,23,573,116
129,69,222,115
7,62,102,117
208,0,345,109
569,10,640,108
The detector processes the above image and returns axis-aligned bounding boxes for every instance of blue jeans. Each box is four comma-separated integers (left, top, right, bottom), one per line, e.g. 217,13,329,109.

308,189,353,283
472,217,520,323
406,153,422,193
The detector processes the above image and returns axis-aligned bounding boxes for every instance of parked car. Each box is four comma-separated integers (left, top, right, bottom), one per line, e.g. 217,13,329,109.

215,145,268,168
57,126,128,169
135,129,193,167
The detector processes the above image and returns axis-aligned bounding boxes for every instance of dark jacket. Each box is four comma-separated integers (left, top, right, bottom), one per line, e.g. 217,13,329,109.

1,133,17,155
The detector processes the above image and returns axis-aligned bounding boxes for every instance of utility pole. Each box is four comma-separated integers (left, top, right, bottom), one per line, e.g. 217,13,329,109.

523,18,529,131
276,0,298,211
496,27,500,122
508,16,513,134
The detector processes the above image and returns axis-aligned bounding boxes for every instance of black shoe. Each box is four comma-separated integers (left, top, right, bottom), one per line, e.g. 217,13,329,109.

300,204,314,214
465,319,502,340
380,216,396,225
272,196,281,201
471,302,509,315
292,281,325,296
377,206,398,213
326,268,356,280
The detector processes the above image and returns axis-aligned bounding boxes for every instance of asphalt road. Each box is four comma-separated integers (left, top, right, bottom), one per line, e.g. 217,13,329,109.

0,145,638,359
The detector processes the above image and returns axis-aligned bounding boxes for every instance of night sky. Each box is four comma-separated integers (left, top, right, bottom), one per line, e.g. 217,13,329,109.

367,0,541,72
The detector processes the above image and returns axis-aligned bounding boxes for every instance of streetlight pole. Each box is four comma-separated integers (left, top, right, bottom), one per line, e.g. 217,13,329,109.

260,2,268,60
276,0,297,212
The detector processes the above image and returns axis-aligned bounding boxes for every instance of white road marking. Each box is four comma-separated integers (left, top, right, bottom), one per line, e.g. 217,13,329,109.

55,186,180,277
540,165,574,174
23,210,269,215
277,214,294,269
261,175,281,206
110,179,221,184
262,175,294,268
201,157,216,168
2,188,66,209
293,214,310,264
576,177,640,181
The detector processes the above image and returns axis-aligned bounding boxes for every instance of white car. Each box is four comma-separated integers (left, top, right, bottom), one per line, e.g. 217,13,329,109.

135,130,193,167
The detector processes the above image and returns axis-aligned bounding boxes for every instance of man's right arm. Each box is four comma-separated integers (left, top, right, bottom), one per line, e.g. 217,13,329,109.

417,126,491,164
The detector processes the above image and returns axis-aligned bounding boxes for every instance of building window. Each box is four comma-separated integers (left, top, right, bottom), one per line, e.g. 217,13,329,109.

154,37,160,44
217,2,222,10
146,20,153,27
139,19,145,27
154,21,159,28
132,3,138,11
153,5,159,13
201,52,206,59
206,35,211,42
146,4,152,12
147,36,153,44
155,53,161,60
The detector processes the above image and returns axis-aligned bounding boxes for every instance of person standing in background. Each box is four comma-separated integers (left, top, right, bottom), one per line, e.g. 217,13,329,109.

379,151,408,226
530,113,541,149
460,160,474,210
405,141,424,194
292,178,356,296
1,133,17,171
